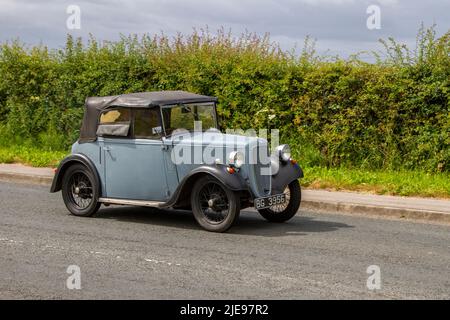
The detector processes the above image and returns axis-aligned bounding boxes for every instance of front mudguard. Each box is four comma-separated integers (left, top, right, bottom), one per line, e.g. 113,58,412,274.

271,161,303,195
162,165,248,208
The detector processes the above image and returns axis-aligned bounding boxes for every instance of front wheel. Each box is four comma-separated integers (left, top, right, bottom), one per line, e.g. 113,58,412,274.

191,176,240,232
258,180,301,222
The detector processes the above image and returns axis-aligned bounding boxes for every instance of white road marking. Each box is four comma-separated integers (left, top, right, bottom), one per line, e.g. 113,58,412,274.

2,236,183,267
145,258,181,267
89,251,108,255
0,238,24,244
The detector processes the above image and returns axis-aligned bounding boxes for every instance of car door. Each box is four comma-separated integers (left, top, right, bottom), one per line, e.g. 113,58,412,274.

99,107,170,201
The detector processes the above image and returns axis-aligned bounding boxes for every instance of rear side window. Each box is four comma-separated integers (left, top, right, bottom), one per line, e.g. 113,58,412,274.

134,109,162,139
97,108,131,137
100,109,131,124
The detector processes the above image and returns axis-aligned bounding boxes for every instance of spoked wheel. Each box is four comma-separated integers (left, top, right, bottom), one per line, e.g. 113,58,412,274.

269,185,292,213
62,164,100,217
191,176,240,232
199,182,231,224
258,180,301,222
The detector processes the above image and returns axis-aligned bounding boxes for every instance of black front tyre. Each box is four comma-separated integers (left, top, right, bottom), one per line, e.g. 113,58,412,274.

61,164,100,217
191,175,240,232
258,180,301,223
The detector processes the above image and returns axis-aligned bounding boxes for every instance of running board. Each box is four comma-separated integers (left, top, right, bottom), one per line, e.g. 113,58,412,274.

98,197,165,208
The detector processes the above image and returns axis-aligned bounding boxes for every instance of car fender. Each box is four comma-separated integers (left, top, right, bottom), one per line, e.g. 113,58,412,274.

161,165,248,208
50,153,101,193
271,162,303,195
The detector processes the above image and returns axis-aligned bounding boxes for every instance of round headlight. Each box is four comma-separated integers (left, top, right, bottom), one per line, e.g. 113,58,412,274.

276,144,291,162
229,151,244,168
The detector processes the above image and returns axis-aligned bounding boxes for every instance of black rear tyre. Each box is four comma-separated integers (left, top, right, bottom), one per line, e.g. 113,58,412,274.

191,175,240,232
62,164,100,217
258,180,301,223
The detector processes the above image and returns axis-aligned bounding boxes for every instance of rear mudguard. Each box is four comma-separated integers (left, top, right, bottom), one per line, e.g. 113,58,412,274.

50,153,101,193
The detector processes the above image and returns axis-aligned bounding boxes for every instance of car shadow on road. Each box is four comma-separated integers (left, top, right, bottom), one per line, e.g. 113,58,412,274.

232,210,354,236
94,206,353,237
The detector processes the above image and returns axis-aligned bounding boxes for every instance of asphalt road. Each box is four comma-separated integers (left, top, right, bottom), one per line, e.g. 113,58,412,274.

1,181,449,299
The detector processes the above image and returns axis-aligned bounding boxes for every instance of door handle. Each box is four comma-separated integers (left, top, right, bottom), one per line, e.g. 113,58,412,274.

103,146,111,152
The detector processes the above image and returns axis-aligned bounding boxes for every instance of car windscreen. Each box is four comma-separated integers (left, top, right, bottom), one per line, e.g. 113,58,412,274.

162,102,217,136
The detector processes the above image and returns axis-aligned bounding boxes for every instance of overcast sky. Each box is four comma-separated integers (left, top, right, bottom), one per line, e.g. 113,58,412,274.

0,0,449,59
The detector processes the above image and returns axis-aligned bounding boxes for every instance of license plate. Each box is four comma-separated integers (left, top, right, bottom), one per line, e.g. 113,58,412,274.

254,193,286,210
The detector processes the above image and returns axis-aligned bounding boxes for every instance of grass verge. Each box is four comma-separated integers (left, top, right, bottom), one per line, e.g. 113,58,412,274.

302,166,450,199
0,145,67,167
0,146,449,199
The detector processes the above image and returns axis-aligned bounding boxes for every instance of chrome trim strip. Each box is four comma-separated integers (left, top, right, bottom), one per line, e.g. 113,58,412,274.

98,197,164,207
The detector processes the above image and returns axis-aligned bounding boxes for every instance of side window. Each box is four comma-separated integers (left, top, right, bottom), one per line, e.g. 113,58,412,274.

134,109,162,139
97,108,131,137
100,108,130,124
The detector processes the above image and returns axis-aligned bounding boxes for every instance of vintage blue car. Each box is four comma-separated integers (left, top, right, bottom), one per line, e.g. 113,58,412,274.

50,91,303,232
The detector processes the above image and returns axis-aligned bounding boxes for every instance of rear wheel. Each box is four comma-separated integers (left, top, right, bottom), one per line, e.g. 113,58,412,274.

258,180,301,222
191,176,240,232
62,164,100,217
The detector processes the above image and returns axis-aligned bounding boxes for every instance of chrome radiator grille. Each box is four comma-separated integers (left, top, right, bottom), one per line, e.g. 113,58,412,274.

246,142,271,198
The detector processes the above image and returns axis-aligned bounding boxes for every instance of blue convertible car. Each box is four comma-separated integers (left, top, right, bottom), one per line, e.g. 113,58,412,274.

51,91,303,232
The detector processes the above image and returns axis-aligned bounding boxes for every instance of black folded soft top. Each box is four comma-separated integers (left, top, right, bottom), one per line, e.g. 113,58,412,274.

79,90,217,143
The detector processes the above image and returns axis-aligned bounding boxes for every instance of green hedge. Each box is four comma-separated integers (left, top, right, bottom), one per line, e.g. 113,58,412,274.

0,27,448,172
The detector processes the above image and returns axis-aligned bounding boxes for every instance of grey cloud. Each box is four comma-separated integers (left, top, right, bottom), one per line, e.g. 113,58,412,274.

0,0,448,58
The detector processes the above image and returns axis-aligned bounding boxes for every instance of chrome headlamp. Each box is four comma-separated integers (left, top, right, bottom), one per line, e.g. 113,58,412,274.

276,144,291,162
228,151,244,168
